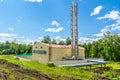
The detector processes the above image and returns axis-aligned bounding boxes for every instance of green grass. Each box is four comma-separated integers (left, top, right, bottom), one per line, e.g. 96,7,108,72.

0,55,94,80
107,62,120,69
0,55,120,80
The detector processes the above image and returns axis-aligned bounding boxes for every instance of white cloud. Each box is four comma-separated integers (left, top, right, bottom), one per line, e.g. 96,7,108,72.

94,22,120,37
51,21,59,27
54,36,61,40
105,22,120,31
45,20,64,33
55,27,64,32
0,33,17,37
45,27,64,32
45,28,56,32
54,36,65,42
94,33,104,37
38,37,43,41
97,10,120,20
90,5,103,16
0,37,12,43
79,37,101,43
15,36,25,39
25,0,42,3
8,28,14,31
16,39,35,44
96,10,120,37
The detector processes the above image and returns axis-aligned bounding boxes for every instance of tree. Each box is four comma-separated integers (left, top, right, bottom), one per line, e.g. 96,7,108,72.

0,41,32,55
58,40,65,45
65,37,71,45
52,39,57,44
42,35,51,43
81,31,120,61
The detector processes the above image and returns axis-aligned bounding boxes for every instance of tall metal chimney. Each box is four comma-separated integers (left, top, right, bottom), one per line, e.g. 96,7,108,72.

71,2,79,59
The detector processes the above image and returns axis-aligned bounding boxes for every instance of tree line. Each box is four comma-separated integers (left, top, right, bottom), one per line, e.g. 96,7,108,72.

82,32,120,61
1,32,120,61
0,41,32,55
41,35,71,45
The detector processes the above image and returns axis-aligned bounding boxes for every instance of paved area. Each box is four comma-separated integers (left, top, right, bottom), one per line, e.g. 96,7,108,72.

49,58,107,67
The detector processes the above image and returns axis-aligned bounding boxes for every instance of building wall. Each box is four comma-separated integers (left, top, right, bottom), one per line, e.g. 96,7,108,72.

50,48,71,61
78,48,85,59
32,43,49,63
32,42,85,63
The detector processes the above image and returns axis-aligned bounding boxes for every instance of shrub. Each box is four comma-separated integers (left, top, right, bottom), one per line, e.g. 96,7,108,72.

46,63,55,67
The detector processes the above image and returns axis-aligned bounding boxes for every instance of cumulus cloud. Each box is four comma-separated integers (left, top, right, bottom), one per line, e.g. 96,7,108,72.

0,33,34,44
96,10,120,37
8,28,14,31
51,21,59,27
45,20,64,33
90,5,103,16
15,39,34,44
54,36,65,42
54,36,61,40
45,27,64,32
97,10,120,20
79,37,101,43
0,33,17,37
94,33,104,37
25,0,42,3
103,22,120,31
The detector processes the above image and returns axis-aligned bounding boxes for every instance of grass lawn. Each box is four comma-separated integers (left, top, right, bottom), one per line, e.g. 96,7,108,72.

0,55,120,80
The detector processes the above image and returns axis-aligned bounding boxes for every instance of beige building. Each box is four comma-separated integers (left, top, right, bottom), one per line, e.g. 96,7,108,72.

32,42,85,63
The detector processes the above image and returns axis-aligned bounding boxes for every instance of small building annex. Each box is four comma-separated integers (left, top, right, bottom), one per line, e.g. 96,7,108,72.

32,42,85,63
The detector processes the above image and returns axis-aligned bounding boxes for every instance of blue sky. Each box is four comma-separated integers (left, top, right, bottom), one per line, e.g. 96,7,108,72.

0,0,120,44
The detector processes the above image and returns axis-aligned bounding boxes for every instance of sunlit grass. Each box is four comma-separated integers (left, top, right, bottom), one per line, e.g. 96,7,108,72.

0,55,94,80
107,62,120,69
0,55,120,80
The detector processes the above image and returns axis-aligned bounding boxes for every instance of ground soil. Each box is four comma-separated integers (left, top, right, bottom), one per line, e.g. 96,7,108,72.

116,69,120,75
94,67,111,74
93,67,111,80
0,59,51,80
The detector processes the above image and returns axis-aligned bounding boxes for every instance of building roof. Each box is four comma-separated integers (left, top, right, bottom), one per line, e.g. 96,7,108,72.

46,44,84,50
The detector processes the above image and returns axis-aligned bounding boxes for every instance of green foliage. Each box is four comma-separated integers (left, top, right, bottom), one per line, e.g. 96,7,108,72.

82,32,120,61
103,71,118,79
1,55,120,80
0,55,94,80
51,39,57,44
65,37,71,45
0,41,32,55
46,63,55,67
42,35,51,43
58,40,65,45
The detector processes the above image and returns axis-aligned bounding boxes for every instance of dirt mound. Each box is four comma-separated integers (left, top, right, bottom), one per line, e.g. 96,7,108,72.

0,71,8,80
94,67,111,74
95,75,111,80
93,67,112,80
116,69,120,75
0,59,51,80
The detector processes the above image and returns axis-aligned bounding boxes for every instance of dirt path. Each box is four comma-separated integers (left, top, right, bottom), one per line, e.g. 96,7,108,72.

0,59,51,80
